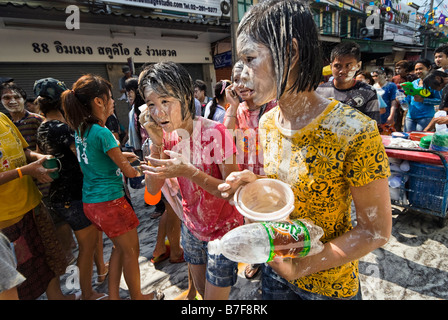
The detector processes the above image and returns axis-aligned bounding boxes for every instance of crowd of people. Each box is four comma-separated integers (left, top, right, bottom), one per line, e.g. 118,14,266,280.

1,0,448,301
319,42,446,136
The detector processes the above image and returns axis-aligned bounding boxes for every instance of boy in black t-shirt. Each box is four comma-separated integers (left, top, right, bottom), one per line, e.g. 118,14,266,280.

316,42,380,122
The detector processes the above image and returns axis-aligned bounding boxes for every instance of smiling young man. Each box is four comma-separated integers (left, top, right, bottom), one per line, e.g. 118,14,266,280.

0,82,45,151
402,59,442,132
434,44,448,73
316,42,380,123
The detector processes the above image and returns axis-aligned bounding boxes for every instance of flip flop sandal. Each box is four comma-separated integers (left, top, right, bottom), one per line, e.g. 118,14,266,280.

150,246,170,264
95,262,109,285
96,293,109,300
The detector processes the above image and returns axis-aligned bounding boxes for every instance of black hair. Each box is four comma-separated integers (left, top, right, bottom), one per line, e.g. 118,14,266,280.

237,0,323,98
0,82,27,100
414,58,432,70
372,67,386,75
125,77,145,109
356,71,374,85
61,74,112,138
330,41,361,63
435,44,448,56
34,96,61,116
138,61,196,120
423,70,448,90
194,79,207,92
125,77,146,139
384,67,393,77
208,80,231,120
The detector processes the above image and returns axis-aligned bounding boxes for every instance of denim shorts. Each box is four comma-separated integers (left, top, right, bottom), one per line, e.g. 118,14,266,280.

181,223,238,288
404,117,433,132
261,264,363,300
47,199,92,232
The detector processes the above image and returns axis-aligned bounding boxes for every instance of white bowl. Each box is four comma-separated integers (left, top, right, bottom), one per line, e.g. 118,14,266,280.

234,178,295,221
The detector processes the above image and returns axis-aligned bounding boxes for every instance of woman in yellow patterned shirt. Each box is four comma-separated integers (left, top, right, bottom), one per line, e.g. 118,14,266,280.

218,0,392,300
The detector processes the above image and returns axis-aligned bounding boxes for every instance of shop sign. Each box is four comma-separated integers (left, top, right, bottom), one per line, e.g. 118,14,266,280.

383,22,416,45
213,51,232,69
34,41,178,59
392,3,417,29
97,0,230,17
0,29,211,64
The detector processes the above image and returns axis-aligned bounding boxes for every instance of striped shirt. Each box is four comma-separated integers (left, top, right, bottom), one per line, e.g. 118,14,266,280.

13,110,45,150
316,80,380,123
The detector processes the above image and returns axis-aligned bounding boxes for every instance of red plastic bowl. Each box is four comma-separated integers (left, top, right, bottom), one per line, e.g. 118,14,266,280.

409,131,434,141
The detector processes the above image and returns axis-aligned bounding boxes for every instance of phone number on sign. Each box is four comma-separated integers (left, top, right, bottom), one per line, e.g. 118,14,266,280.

185,3,218,13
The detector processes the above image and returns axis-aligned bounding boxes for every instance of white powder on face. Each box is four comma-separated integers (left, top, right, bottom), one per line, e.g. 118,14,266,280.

345,66,359,82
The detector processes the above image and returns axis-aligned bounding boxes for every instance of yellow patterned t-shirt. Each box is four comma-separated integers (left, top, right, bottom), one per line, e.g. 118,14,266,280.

259,99,390,298
0,113,42,222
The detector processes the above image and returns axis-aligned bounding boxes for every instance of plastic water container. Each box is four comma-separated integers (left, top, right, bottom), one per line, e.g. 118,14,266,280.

396,90,406,104
388,175,402,188
430,131,448,151
234,178,295,221
419,135,432,149
400,160,410,172
435,111,447,132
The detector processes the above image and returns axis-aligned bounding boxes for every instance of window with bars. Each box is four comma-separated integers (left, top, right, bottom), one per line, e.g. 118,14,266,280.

340,14,348,37
350,17,359,38
312,9,321,29
238,0,253,21
322,11,333,35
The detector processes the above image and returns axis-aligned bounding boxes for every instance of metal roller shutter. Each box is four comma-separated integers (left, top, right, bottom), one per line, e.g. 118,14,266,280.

0,63,109,100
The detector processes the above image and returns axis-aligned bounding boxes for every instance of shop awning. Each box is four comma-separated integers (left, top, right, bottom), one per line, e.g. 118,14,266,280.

393,45,423,53
342,38,394,53
341,38,395,62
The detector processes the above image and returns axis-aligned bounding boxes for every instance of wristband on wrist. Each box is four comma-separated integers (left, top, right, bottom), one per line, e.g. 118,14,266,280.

17,168,23,179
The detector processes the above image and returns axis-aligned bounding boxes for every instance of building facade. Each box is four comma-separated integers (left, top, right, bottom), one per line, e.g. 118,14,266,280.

310,0,447,70
1,0,447,123
0,0,232,125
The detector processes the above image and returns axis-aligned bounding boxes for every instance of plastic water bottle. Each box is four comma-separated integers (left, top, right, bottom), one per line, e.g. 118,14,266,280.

396,90,408,110
396,89,406,104
207,220,324,264
399,160,410,172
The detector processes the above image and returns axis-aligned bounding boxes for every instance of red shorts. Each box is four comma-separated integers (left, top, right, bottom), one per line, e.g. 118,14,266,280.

83,197,139,238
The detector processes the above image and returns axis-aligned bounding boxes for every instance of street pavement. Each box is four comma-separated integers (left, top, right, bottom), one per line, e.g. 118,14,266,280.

42,186,448,300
